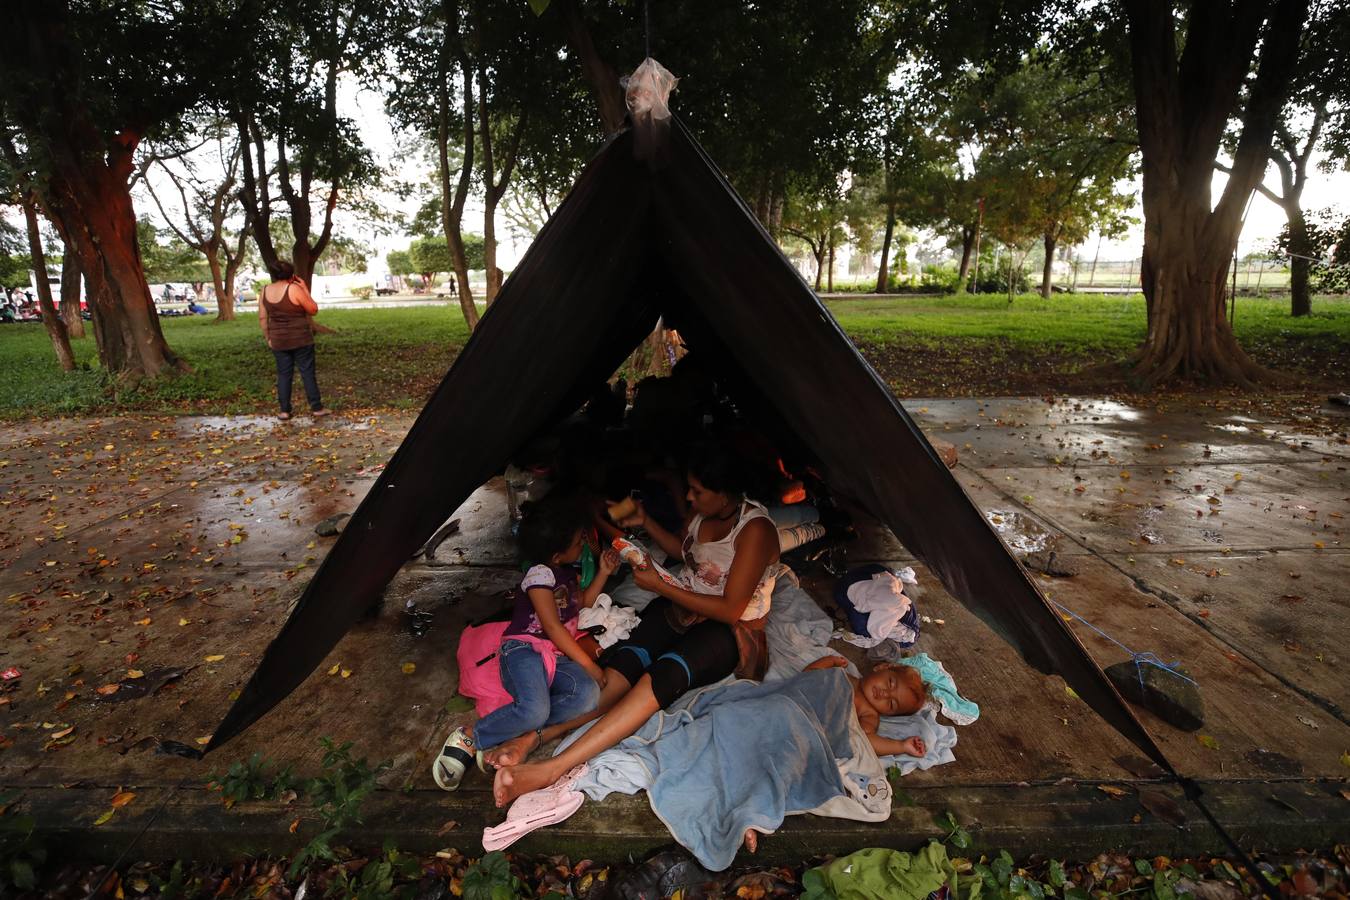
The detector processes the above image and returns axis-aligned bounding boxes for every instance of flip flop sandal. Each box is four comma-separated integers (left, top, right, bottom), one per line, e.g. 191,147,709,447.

277,412,292,421
432,726,476,791
481,764,588,852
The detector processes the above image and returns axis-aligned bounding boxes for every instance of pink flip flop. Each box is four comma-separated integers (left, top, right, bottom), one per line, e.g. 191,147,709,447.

481,764,588,852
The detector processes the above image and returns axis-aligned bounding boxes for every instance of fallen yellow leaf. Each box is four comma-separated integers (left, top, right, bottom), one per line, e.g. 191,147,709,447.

96,684,120,696
203,655,225,663
94,809,115,826
178,618,189,626
125,669,144,679
341,669,353,679
401,662,416,675
135,617,151,626
110,791,136,808
327,664,340,676
195,736,211,746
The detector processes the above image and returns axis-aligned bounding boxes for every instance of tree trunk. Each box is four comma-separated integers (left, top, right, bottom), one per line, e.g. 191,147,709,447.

875,202,896,293
1286,209,1311,317
555,0,626,134
22,197,75,371
956,224,978,293
1041,232,1057,299
812,242,825,291
483,200,499,303
59,246,85,338
206,251,234,322
826,234,835,292
44,140,185,380
1125,0,1306,387
446,232,479,330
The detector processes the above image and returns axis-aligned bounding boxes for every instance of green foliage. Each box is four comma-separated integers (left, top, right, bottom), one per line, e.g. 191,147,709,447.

462,851,526,900
139,218,210,283
327,839,421,900
386,249,414,277
150,860,189,900
409,234,485,276
318,236,373,276
288,738,392,880
207,751,299,807
933,809,971,850
0,791,46,892
351,286,374,300
0,254,29,287
1275,207,1350,293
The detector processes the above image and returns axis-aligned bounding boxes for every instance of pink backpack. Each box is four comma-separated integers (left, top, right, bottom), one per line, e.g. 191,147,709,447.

454,622,559,717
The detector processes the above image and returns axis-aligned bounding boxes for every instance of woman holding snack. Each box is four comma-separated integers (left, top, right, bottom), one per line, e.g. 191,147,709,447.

487,444,782,806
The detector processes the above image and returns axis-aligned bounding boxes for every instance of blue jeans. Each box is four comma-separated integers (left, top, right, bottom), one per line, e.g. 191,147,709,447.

473,640,600,750
272,344,322,413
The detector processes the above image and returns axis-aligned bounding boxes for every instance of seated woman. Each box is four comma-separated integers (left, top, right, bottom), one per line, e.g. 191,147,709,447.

490,443,781,807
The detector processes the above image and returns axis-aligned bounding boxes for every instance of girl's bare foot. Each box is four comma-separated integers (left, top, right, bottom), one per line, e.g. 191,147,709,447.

492,761,559,808
483,730,540,769
743,829,759,853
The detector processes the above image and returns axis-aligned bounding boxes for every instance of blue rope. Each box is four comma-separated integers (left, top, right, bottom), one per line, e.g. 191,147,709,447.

1049,600,1196,692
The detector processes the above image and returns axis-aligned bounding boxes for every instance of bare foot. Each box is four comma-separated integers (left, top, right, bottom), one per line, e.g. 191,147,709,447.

483,731,539,769
743,829,759,854
492,761,558,808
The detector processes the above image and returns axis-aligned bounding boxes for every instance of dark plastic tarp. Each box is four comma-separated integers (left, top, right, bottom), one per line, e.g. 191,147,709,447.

207,118,1173,776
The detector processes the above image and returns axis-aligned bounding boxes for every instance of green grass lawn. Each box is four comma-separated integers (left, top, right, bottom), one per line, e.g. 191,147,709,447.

828,292,1350,351
2,293,1347,419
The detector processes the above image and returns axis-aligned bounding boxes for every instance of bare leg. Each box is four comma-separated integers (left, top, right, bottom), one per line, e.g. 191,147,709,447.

494,674,661,807
482,669,632,768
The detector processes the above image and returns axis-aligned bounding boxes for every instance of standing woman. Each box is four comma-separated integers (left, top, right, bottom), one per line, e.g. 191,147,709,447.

258,261,330,420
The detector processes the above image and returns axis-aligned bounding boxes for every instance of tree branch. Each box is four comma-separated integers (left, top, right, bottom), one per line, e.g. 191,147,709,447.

1214,161,1285,206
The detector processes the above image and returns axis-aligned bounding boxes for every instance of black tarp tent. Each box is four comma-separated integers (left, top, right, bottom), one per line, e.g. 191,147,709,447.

206,117,1174,777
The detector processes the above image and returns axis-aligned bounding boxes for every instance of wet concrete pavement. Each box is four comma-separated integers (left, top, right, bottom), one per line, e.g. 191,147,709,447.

1,397,1346,863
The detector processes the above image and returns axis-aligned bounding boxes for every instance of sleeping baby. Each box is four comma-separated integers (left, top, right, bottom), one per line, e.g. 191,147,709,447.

804,655,927,758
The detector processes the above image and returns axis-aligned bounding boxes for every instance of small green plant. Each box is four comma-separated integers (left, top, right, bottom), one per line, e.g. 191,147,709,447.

327,838,420,900
150,860,190,900
208,751,300,808
351,285,374,300
287,738,392,880
933,809,971,849
0,791,46,892
462,851,526,900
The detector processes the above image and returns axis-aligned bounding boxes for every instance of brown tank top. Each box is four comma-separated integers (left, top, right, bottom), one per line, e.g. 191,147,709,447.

263,281,313,351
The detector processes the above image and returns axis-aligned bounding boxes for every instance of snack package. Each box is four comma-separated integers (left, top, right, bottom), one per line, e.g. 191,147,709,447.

611,537,682,588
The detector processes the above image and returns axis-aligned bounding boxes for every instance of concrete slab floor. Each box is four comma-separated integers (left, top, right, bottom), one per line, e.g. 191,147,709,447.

1,398,1347,864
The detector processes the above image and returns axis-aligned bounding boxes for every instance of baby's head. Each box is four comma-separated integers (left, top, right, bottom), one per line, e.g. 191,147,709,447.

858,662,926,718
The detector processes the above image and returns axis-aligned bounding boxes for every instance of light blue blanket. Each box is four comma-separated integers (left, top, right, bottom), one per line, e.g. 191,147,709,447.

566,669,861,871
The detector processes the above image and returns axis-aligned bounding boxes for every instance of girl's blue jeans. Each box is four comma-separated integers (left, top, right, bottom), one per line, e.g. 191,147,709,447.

473,639,601,750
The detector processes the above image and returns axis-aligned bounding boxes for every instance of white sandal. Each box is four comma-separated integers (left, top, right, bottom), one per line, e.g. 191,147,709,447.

432,726,476,791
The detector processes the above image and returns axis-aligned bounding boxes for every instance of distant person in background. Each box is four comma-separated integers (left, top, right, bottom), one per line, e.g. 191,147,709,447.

258,260,331,421
187,299,208,315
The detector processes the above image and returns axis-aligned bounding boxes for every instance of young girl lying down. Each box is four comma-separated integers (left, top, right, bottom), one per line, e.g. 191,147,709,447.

804,655,927,759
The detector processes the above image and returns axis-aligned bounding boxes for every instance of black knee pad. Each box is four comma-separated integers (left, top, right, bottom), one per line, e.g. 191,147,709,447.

647,654,693,708
601,644,650,689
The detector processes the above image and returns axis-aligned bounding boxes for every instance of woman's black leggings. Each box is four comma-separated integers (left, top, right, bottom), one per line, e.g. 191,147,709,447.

600,597,739,707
